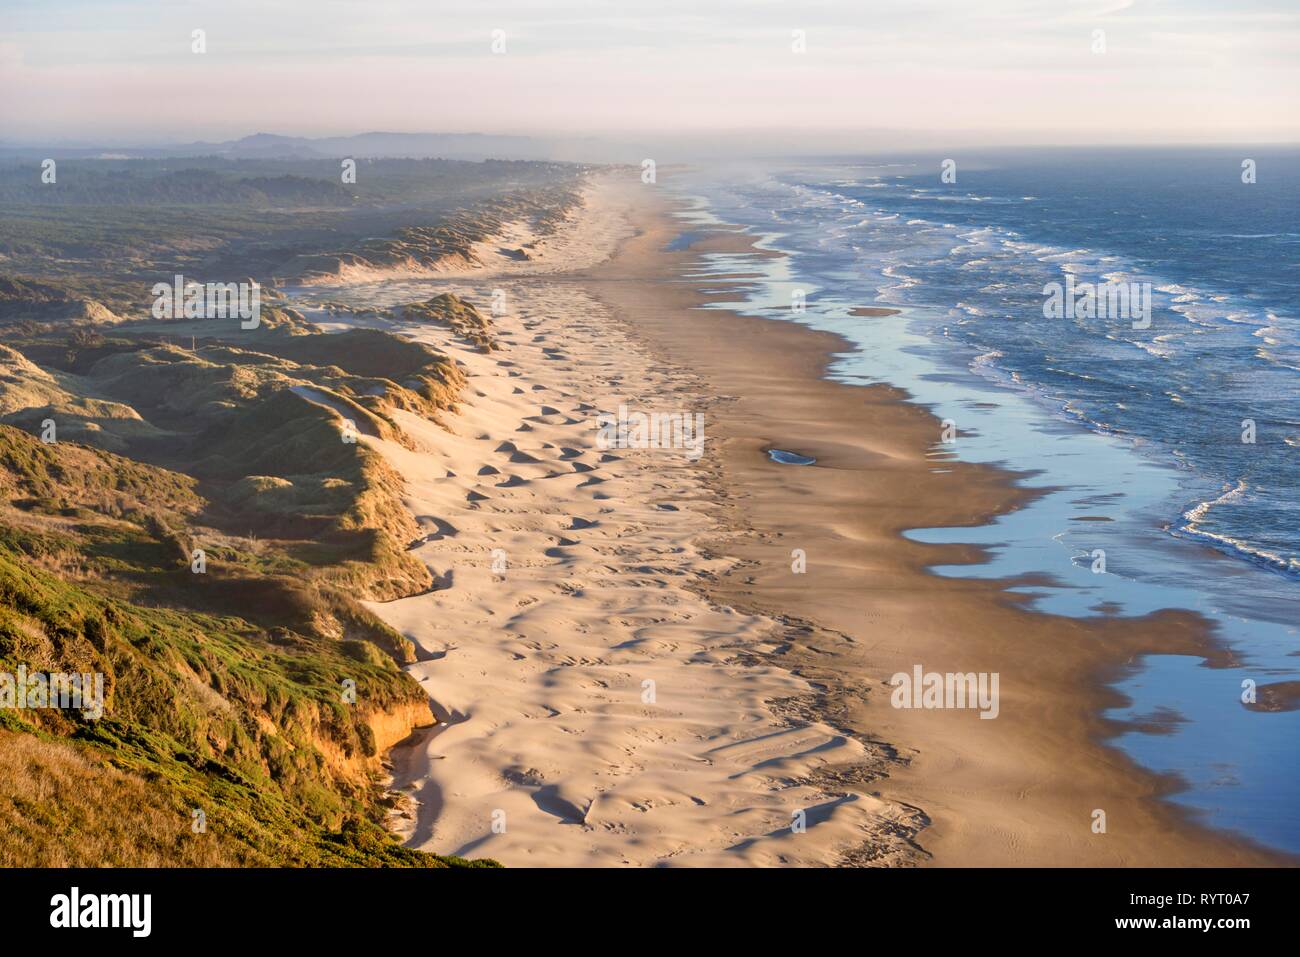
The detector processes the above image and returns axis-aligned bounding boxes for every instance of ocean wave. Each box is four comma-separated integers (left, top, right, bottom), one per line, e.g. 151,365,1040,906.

735,169,1300,586
1176,480,1300,577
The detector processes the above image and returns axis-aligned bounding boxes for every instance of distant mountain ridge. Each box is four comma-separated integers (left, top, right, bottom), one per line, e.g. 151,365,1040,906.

0,131,602,162
179,131,561,161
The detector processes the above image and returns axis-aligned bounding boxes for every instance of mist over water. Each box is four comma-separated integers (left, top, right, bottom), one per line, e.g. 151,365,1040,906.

672,149,1300,854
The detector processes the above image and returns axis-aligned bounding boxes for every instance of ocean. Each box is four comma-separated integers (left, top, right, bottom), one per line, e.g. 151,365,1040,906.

671,148,1300,854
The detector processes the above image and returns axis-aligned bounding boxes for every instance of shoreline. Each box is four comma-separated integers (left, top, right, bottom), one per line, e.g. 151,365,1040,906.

357,174,1291,865
603,181,1294,866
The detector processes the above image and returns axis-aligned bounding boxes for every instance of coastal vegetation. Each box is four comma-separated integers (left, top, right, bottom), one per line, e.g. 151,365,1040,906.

0,154,590,865
403,294,498,352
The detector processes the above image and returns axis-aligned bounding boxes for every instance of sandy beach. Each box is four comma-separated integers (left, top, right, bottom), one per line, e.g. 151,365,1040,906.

332,175,1290,867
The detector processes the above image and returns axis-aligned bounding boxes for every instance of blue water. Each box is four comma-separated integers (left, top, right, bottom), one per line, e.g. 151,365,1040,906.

669,149,1300,855
767,448,816,465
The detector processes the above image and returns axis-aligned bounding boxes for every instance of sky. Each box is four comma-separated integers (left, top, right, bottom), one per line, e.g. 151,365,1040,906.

2,0,1298,148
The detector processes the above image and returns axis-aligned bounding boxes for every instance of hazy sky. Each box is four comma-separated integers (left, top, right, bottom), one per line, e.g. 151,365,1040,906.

2,0,1297,146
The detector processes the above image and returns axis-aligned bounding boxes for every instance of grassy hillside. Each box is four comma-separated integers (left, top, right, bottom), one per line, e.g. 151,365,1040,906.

0,324,480,864
0,424,492,866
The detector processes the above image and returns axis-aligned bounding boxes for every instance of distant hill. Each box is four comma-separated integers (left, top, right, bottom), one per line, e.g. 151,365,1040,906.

0,131,603,162
199,131,557,161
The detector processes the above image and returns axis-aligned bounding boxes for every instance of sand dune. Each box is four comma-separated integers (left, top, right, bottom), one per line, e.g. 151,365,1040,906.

310,182,924,866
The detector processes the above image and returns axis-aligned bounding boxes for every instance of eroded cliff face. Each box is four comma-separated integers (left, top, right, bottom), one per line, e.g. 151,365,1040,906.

310,696,436,786
367,699,437,762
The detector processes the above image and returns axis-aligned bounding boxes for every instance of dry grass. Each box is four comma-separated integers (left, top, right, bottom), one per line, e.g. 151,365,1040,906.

0,731,244,867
